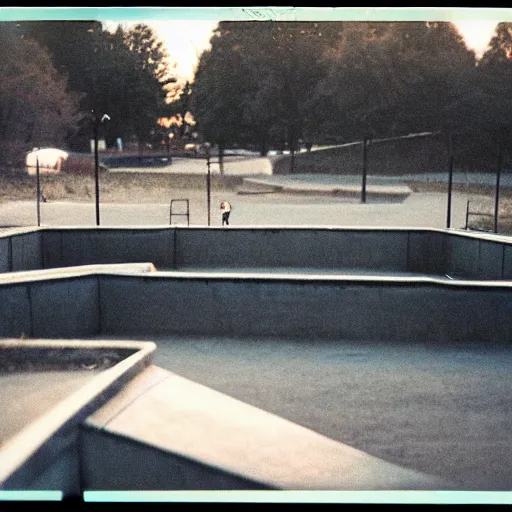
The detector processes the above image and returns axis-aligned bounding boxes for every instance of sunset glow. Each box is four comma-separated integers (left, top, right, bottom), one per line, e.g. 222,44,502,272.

453,20,499,58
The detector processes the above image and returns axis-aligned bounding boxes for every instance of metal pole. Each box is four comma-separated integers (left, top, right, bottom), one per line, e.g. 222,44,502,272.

494,132,504,234
465,200,470,230
36,156,41,227
218,144,224,177
206,148,211,226
361,136,369,203
446,132,454,229
94,120,100,226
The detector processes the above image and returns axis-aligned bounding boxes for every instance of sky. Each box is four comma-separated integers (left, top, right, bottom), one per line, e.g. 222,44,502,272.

105,19,500,84
104,20,218,83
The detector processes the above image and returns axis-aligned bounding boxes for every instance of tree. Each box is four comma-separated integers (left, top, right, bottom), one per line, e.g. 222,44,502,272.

471,23,512,168
0,24,81,166
122,24,176,149
191,37,249,170
15,20,103,96
191,21,342,158
14,21,175,151
315,22,476,141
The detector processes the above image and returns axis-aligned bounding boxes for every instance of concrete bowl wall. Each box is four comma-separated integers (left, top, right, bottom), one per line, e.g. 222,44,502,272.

41,228,174,270
0,276,99,339
2,226,512,280
98,274,512,343
175,228,410,271
0,271,511,344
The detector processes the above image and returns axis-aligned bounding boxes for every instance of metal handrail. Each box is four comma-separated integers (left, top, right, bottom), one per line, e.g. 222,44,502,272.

170,199,190,226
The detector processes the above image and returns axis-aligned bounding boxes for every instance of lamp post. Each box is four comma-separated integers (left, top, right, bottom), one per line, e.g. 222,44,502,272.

494,129,505,234
446,132,454,229
36,153,41,227
361,135,371,204
205,142,212,226
92,111,110,226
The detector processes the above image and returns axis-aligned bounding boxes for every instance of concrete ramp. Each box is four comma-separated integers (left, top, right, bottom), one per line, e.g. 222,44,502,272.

242,175,411,200
83,365,456,491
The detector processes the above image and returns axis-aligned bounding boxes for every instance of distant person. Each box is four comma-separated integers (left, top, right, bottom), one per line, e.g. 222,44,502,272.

220,200,232,226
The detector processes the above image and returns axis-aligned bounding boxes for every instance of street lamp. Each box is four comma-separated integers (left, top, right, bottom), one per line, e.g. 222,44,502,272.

34,149,41,227
494,128,506,234
361,135,372,204
204,142,212,226
92,111,110,226
446,132,454,229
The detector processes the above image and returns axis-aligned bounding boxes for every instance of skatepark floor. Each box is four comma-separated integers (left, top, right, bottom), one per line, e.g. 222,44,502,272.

131,335,512,491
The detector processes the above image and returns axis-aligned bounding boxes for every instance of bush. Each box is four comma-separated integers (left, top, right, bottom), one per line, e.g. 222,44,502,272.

62,155,108,175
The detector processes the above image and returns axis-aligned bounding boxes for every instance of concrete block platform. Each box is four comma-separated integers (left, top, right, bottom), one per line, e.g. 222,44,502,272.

148,335,512,491
83,365,456,491
242,175,412,200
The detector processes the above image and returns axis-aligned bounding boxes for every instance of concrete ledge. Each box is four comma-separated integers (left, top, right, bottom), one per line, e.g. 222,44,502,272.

84,366,456,490
0,339,156,490
242,178,412,199
0,262,156,284
2,226,512,281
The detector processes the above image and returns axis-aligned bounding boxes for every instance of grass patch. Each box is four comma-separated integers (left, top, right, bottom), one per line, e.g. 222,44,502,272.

0,171,242,204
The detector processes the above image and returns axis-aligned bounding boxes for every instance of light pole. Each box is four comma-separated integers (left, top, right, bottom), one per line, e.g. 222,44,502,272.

361,136,371,204
446,132,454,229
494,129,505,234
92,112,110,226
35,153,41,227
205,142,212,226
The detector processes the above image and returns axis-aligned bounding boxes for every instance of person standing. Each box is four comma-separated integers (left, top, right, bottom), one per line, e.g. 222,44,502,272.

220,200,232,226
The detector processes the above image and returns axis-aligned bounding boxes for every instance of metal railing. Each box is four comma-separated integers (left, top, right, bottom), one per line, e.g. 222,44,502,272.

169,199,190,226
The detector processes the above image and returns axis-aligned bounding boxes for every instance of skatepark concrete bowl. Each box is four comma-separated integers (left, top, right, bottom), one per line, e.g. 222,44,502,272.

0,226,511,499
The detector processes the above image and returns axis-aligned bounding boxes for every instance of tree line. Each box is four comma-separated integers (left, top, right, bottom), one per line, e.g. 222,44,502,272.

0,21,174,166
189,21,512,170
2,20,512,172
